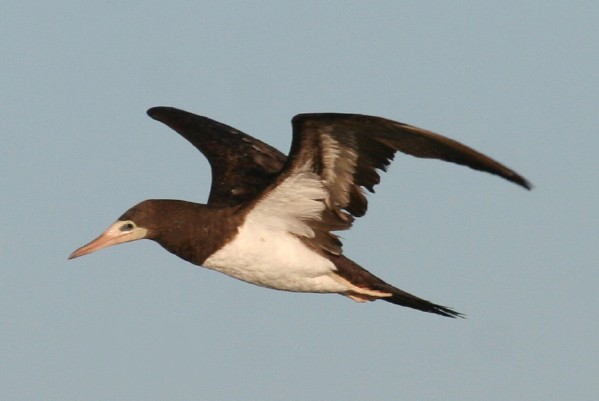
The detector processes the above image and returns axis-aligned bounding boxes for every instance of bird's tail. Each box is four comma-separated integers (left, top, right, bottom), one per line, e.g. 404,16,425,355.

380,286,463,318
331,255,463,318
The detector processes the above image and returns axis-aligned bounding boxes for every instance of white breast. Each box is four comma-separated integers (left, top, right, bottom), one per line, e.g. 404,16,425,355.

204,169,355,293
203,171,352,293
203,219,349,293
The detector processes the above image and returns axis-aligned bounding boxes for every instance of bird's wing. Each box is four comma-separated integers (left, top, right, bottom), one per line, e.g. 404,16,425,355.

247,113,531,255
289,113,531,218
147,107,285,207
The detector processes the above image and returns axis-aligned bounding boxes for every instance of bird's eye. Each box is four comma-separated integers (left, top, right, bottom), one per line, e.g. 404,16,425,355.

120,222,135,231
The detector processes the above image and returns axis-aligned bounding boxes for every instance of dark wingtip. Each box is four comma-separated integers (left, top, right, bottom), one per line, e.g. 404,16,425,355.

146,106,203,131
507,173,533,190
147,106,177,121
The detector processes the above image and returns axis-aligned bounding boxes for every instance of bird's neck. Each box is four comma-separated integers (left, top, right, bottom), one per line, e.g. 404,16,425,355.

151,202,244,266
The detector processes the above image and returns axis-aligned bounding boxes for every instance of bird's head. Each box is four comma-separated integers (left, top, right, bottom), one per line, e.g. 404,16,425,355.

68,200,159,260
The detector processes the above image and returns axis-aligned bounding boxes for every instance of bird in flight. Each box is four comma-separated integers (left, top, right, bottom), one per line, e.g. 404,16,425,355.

69,107,531,317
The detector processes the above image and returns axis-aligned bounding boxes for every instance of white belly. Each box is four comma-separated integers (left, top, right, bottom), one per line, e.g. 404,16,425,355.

203,222,349,293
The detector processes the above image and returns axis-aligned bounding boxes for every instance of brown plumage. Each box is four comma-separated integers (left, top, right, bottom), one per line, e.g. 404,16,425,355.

147,107,285,207
69,107,531,318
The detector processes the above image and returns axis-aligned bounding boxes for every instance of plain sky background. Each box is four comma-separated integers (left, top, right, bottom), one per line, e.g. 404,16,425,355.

2,1,597,400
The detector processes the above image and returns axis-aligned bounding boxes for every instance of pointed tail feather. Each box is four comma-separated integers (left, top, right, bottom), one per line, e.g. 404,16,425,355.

331,255,463,318
382,287,463,318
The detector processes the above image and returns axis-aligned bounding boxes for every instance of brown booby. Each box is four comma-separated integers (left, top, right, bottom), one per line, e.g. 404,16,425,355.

69,107,531,317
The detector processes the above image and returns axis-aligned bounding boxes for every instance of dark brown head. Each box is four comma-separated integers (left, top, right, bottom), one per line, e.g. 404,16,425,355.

69,199,201,259
68,199,236,265
68,200,162,259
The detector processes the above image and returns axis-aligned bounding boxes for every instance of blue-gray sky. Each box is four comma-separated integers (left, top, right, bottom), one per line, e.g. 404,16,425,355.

2,1,597,400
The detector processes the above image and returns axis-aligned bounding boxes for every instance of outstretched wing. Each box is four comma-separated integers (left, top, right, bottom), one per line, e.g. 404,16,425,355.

289,113,531,219
147,107,285,207
248,113,531,255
